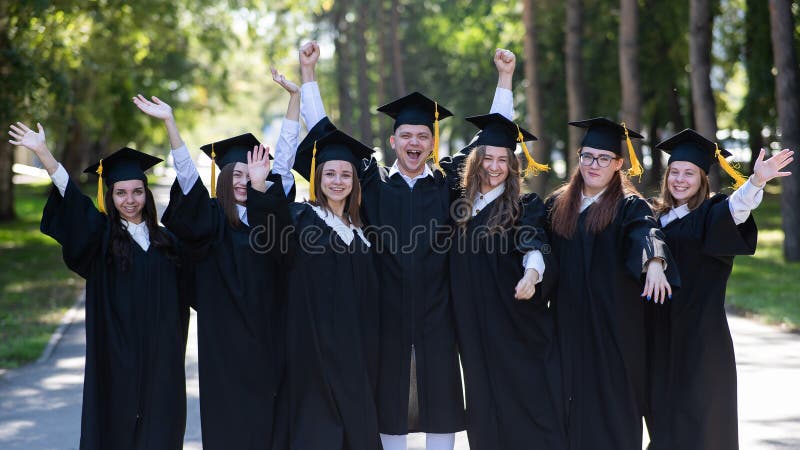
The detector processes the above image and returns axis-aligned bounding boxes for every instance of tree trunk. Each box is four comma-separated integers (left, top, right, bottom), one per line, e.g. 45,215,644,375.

355,0,375,147
565,0,586,174
334,0,354,135
648,118,663,195
769,0,800,261
389,0,406,97
619,0,644,186
522,0,550,193
0,139,14,221
376,0,395,164
689,0,720,190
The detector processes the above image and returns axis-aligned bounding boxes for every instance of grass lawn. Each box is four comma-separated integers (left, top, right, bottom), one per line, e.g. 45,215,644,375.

0,183,84,369
726,190,800,330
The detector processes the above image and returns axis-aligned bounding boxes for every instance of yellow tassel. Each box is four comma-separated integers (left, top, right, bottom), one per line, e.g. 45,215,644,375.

621,122,644,180
715,143,747,189
431,102,444,174
517,125,550,177
96,159,106,214
210,143,217,198
309,141,318,202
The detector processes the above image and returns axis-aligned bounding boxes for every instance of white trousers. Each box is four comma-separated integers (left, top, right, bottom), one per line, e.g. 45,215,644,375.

379,433,455,450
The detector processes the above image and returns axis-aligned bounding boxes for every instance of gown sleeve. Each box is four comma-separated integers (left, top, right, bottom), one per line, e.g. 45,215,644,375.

621,196,680,288
40,179,107,279
438,153,468,203
161,178,219,248
701,194,758,257
246,175,291,253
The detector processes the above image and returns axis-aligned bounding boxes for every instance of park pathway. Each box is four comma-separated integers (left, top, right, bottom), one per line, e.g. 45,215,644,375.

1,184,798,449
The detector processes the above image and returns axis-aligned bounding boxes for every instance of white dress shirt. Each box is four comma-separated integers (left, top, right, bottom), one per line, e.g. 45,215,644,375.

50,163,150,250
309,204,370,246
471,184,545,281
579,189,606,213
659,177,765,227
387,162,434,188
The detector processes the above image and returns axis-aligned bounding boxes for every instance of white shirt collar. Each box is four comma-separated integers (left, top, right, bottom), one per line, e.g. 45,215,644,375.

472,184,505,216
579,188,607,212
309,204,370,247
659,203,692,227
121,219,150,251
388,161,433,188
236,204,249,226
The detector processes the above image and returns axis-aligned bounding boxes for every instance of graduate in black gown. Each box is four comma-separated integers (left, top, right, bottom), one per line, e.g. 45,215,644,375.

8,122,190,450
298,41,517,450
449,113,567,450
135,96,290,450
269,70,382,450
544,118,679,450
646,129,794,450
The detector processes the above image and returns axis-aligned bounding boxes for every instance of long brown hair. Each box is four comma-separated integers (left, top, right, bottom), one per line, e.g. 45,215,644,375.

104,183,177,271
215,163,243,228
548,165,641,238
457,145,521,233
309,160,363,228
652,164,710,217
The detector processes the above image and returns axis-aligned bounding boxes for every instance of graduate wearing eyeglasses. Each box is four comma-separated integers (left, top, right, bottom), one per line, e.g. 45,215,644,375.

544,118,679,450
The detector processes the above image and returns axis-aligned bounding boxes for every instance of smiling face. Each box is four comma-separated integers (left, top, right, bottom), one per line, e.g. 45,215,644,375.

390,124,433,178
578,146,624,196
480,145,511,193
667,160,703,206
112,179,147,224
231,162,250,205
319,160,354,206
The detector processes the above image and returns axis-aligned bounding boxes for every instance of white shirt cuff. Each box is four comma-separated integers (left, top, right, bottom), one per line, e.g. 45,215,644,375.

50,163,69,197
522,250,545,284
171,145,200,195
728,177,764,225
490,87,514,120
301,81,327,130
273,118,301,196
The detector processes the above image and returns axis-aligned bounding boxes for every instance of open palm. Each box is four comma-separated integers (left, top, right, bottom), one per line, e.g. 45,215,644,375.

133,94,173,120
8,122,47,154
752,148,794,186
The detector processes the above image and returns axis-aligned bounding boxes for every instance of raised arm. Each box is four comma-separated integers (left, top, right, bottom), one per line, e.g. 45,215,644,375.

490,48,515,119
8,122,63,191
299,40,327,130
133,94,198,194
271,67,301,197
728,148,793,224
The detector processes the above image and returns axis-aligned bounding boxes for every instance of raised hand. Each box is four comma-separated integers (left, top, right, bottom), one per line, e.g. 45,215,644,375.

247,144,271,192
132,94,174,121
271,67,299,95
299,41,320,68
751,148,794,186
494,48,516,75
9,122,48,154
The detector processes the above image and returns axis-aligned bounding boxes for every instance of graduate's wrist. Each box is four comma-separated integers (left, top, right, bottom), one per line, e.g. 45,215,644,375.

750,173,766,188
497,73,513,90
300,66,316,83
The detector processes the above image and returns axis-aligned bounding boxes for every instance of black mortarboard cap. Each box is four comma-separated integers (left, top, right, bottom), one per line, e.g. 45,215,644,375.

655,128,731,174
377,92,453,131
568,117,643,155
294,129,374,181
84,147,162,187
465,113,537,149
200,133,272,169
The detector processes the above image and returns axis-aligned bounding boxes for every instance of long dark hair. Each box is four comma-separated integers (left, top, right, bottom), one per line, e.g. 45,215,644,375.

309,160,364,228
457,145,521,233
215,163,243,228
548,164,641,238
104,182,177,271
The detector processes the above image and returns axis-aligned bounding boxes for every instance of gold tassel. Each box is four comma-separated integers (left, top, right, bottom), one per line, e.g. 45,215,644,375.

715,143,747,189
96,159,106,214
517,125,550,177
309,141,318,201
210,143,217,198
431,102,444,174
621,122,644,180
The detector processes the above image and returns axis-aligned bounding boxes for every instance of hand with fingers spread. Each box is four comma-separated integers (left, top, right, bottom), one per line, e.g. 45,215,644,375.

750,148,794,187
248,144,271,192
271,67,299,95
642,259,671,304
514,268,539,301
133,94,174,121
8,122,59,174
299,40,320,83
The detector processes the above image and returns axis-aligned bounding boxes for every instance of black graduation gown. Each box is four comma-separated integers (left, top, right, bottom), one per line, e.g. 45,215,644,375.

40,179,190,450
359,157,465,434
450,193,567,450
545,195,679,450
161,177,288,450
647,194,757,450
279,202,381,450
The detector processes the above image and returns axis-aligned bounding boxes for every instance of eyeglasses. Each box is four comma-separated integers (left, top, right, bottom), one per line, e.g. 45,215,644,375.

578,152,618,168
